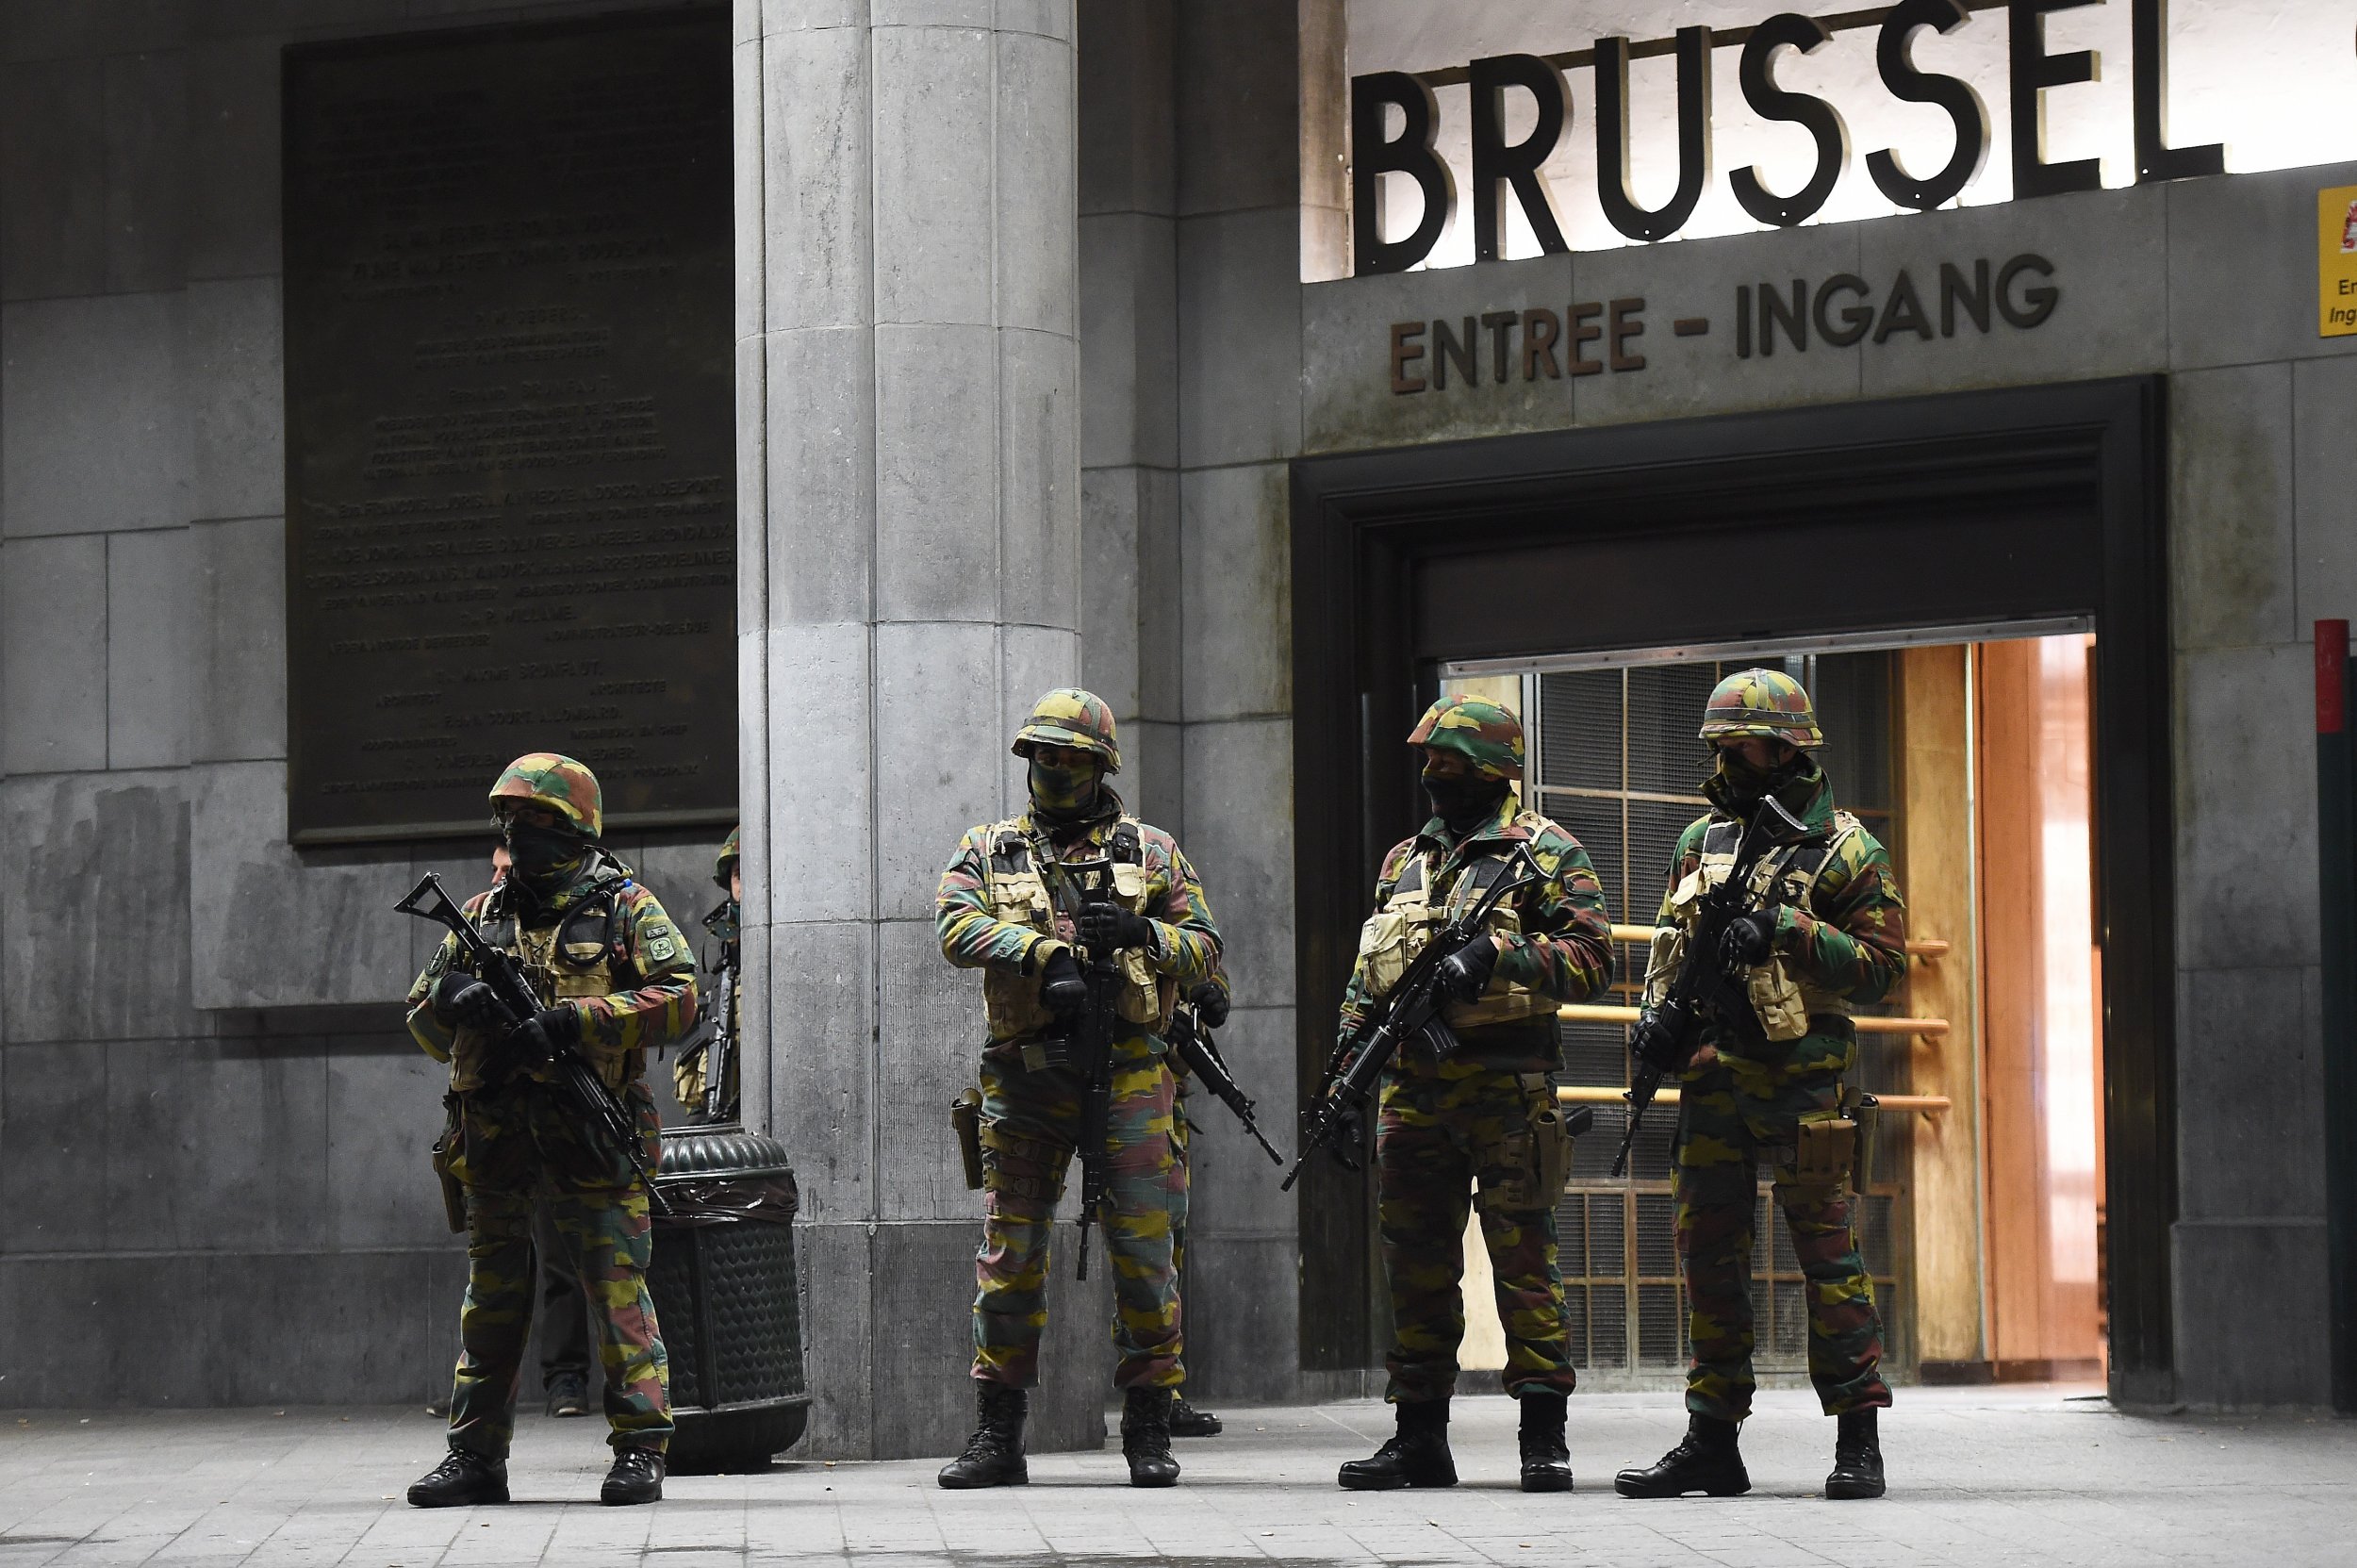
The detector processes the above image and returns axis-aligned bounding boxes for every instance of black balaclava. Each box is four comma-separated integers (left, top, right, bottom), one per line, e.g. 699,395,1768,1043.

504,817,588,894
1422,767,1509,835
1710,743,1811,804
1027,753,1105,826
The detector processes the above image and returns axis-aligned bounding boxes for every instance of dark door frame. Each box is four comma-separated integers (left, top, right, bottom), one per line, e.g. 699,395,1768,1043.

1289,375,2174,1403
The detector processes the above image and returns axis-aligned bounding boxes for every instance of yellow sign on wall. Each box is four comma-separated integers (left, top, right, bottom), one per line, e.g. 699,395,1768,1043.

2324,185,2357,338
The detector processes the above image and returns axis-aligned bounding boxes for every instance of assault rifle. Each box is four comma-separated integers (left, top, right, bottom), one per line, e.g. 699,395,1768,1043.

1609,792,1806,1178
1054,856,1124,1281
1282,843,1546,1193
1165,1002,1286,1166
395,871,669,1214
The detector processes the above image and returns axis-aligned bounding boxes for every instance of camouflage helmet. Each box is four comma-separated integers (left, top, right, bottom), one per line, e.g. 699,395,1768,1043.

1407,694,1525,782
489,752,603,838
714,825,740,889
1011,687,1122,773
1698,668,1824,750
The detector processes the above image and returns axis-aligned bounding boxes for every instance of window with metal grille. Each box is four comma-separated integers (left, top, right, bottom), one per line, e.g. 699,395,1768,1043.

1531,653,1910,1382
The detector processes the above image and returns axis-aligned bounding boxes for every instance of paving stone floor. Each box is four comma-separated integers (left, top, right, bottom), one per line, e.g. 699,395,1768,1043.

1,1385,2350,1567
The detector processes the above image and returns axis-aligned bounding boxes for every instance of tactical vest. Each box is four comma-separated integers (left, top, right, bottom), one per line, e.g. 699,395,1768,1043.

467,873,647,1090
1354,843,1558,1032
978,817,1174,1043
1650,810,1865,1042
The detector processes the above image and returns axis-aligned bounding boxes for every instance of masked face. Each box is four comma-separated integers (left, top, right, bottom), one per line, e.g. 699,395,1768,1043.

503,817,586,889
1422,765,1508,833
1711,740,1805,801
1026,751,1102,818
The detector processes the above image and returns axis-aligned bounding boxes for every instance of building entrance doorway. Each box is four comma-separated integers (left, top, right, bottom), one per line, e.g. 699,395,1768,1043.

1436,632,2107,1388
1290,378,2172,1402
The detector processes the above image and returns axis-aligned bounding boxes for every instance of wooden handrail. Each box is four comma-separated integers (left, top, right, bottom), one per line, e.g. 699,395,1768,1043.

1557,1084,1953,1114
1557,1001,1950,1037
1606,923,1949,958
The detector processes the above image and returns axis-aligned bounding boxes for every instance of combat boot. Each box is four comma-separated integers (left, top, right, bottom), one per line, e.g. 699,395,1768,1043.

1337,1398,1457,1491
1168,1394,1223,1437
600,1446,665,1505
1825,1408,1886,1499
937,1383,1029,1489
1121,1386,1182,1487
1613,1413,1750,1498
1516,1391,1574,1493
405,1448,509,1508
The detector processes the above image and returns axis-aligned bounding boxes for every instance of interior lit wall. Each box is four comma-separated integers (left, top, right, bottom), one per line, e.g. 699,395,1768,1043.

1977,635,2105,1377
1342,0,2357,268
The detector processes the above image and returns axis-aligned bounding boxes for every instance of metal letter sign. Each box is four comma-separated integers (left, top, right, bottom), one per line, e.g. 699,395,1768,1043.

1351,0,2235,276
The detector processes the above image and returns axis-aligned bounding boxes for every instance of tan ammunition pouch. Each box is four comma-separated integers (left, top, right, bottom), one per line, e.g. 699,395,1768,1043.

1650,813,1865,1043
1775,1089,1877,1199
1356,849,1555,1032
430,1093,467,1232
1477,1073,1576,1213
951,1087,985,1190
978,820,1172,1044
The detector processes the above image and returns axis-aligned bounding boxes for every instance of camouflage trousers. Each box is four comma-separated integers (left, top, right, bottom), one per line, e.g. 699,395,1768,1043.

1673,1058,1889,1421
1376,1062,1576,1404
444,1078,672,1457
971,1052,1184,1390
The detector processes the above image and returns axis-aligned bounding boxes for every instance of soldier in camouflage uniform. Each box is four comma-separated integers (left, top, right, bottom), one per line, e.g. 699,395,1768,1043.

671,827,740,1121
1613,670,1903,1502
404,754,699,1509
1333,695,1614,1494
932,689,1223,1490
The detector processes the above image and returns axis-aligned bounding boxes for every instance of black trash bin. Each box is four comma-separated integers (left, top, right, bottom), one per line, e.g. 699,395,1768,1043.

648,1123,810,1472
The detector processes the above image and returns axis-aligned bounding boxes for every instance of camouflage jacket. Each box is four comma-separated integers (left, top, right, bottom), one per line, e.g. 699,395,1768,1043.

1642,764,1908,1029
406,851,700,1093
1337,793,1613,1072
936,791,1222,1062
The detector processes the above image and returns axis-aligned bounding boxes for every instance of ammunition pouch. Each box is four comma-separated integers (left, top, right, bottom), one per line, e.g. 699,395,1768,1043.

1476,1073,1575,1214
951,1086,985,1191
1774,1105,1858,1199
1747,955,1811,1042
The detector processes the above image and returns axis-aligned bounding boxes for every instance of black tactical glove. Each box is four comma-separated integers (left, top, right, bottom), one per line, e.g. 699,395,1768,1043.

1188,982,1230,1030
1435,934,1500,1003
1077,902,1155,955
503,1005,582,1071
1720,910,1778,969
1038,949,1087,1015
1628,1009,1684,1072
432,970,505,1030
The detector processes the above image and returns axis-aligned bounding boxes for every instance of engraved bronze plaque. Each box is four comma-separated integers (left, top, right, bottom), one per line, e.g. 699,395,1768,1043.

283,9,733,845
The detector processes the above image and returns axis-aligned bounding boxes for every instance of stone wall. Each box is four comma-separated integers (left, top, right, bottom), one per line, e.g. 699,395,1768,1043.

0,0,730,1411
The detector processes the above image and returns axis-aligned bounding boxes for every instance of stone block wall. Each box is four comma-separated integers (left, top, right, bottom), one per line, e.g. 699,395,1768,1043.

0,0,732,1411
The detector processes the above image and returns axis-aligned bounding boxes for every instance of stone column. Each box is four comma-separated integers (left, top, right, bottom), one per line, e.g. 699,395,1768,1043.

733,1,1099,1460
